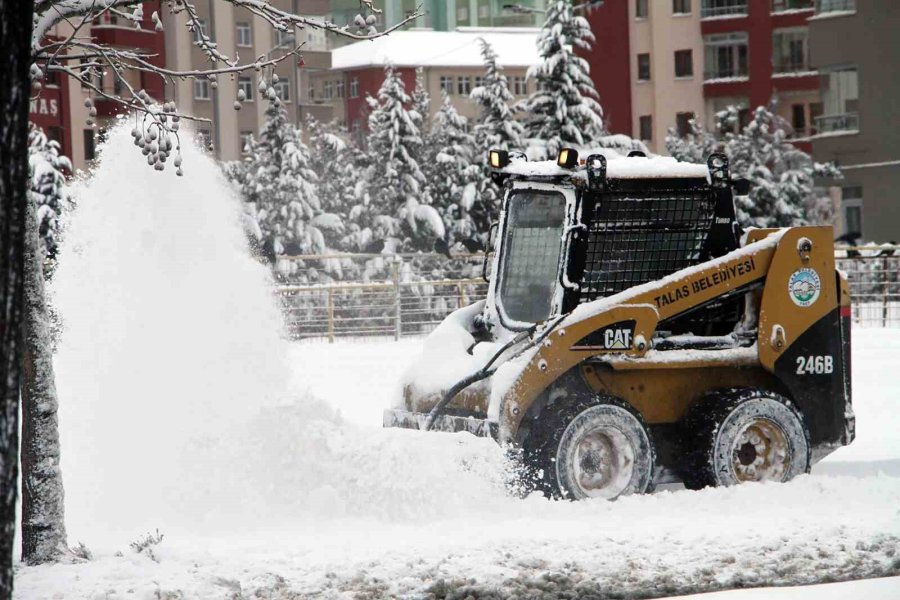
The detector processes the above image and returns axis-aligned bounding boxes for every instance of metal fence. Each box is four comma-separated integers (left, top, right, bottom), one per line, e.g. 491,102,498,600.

277,248,900,340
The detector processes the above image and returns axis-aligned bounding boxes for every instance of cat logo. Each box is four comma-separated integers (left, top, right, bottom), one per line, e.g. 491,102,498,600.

604,328,632,350
571,320,636,352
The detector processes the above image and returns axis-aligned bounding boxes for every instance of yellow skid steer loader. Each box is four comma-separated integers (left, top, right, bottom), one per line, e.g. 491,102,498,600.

385,148,854,500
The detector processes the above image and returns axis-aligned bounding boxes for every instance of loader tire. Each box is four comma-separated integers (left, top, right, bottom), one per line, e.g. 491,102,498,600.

680,389,810,490
522,393,656,500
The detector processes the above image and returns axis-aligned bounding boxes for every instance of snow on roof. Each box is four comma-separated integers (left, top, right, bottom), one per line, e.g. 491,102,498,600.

502,155,711,180
332,27,540,70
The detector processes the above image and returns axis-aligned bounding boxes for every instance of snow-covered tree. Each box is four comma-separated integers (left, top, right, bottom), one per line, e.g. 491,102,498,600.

665,103,841,228
238,98,323,257
470,38,525,235
365,65,441,252
27,125,72,275
520,0,605,158
305,115,353,250
424,94,481,249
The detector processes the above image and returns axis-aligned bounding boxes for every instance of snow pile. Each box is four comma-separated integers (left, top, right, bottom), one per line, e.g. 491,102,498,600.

52,123,509,542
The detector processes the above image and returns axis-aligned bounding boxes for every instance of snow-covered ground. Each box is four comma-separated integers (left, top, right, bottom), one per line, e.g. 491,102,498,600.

14,128,899,599
15,331,900,599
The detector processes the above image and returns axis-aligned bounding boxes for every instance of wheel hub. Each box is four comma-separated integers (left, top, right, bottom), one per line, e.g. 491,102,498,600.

570,427,634,499
731,418,790,482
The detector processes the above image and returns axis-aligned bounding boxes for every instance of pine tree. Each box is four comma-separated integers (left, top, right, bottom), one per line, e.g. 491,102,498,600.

424,93,481,248
470,38,525,236
27,125,72,275
365,64,440,251
665,103,841,228
521,0,605,158
304,115,352,250
239,97,323,257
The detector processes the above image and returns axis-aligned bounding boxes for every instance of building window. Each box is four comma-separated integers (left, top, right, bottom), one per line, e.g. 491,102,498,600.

639,115,652,140
676,112,695,137
674,49,693,77
83,129,95,160
323,80,333,99
440,75,454,95
240,131,253,154
637,53,651,80
791,103,807,136
274,79,290,101
816,0,855,14
842,186,862,235
276,29,294,48
336,79,345,98
457,76,471,95
773,28,809,73
513,76,527,95
772,0,813,12
238,76,253,102
457,6,469,21
636,0,648,18
475,76,484,89
236,22,252,47
700,0,747,18
194,78,210,100
192,18,207,44
349,77,359,98
198,129,212,149
704,32,748,80
478,2,490,18
817,67,859,133
673,0,691,14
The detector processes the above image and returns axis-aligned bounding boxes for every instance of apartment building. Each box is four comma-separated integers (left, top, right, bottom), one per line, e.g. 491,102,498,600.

808,0,900,242
162,0,333,162
583,0,822,154
32,1,167,171
309,28,539,135
328,0,541,36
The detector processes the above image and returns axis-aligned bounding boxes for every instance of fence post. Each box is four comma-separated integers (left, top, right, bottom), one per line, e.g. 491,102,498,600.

393,262,402,341
327,287,335,343
457,280,466,308
883,255,889,328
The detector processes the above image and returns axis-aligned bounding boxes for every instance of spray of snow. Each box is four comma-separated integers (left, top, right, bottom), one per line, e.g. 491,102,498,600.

52,123,509,544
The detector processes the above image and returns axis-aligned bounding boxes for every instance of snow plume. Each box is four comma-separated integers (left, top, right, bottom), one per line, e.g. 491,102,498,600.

51,122,507,545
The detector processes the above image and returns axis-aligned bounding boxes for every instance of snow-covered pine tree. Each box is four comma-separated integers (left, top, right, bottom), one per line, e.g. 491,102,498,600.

239,95,324,258
521,0,605,158
365,64,441,252
424,93,481,250
470,38,525,235
27,125,72,276
304,115,353,251
665,103,841,228
664,116,720,164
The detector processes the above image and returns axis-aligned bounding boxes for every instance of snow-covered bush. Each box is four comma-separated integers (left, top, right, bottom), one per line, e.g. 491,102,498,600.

28,124,72,275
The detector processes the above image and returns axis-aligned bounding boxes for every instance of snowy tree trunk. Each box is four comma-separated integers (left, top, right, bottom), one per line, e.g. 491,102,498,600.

1,1,35,597
21,195,68,565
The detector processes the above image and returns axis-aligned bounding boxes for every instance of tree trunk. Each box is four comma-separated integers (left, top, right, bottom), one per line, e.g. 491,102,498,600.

0,1,35,598
21,195,68,564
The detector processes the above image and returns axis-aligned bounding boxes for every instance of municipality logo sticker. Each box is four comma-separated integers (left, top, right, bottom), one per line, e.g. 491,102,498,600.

789,268,821,307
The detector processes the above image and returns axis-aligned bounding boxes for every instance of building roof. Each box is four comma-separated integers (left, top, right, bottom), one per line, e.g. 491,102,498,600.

331,27,540,70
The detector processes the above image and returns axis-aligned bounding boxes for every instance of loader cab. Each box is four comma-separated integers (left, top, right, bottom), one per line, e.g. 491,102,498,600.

486,148,745,335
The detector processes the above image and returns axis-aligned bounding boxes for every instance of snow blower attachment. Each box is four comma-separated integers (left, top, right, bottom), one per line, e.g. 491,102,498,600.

385,147,854,500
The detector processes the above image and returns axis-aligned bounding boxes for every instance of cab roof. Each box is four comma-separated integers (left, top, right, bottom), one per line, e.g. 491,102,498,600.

501,154,711,182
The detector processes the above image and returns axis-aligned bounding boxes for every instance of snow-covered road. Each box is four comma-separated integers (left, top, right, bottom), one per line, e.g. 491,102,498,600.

16,329,900,599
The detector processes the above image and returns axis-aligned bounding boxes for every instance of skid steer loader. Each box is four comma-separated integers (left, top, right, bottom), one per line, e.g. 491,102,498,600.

384,147,854,500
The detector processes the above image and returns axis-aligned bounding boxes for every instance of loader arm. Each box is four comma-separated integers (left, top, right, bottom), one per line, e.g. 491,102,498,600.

497,226,839,443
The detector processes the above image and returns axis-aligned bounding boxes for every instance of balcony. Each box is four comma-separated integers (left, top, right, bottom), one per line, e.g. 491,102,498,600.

773,60,812,74
816,0,855,13
701,1,748,18
815,113,859,134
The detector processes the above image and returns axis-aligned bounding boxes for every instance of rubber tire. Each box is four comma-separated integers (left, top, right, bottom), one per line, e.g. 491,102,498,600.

522,392,656,500
680,388,810,490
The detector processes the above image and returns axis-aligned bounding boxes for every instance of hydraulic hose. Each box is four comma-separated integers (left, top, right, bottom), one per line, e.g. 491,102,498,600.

423,315,567,432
